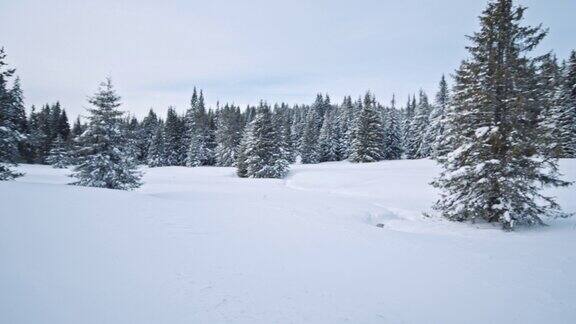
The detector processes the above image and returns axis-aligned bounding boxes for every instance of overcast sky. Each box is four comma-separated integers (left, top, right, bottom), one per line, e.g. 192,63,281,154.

1,0,575,119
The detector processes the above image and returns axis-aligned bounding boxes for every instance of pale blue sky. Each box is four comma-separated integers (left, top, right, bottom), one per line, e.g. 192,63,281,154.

1,0,574,118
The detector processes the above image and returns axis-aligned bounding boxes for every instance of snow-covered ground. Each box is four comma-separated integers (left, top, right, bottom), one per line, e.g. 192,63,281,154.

1,159,575,323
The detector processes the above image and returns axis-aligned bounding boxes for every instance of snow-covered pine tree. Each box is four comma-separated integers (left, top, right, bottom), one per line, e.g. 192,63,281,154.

299,107,320,164
432,0,571,230
214,104,243,166
122,115,142,163
348,92,384,163
408,90,432,158
536,54,566,158
427,75,450,158
147,122,167,167
9,76,30,163
0,47,23,180
318,110,339,162
57,109,71,141
273,103,296,163
46,135,71,168
164,107,185,166
239,102,289,178
335,96,354,160
235,123,252,178
71,78,142,190
137,109,160,162
185,89,213,166
382,96,403,160
554,51,576,157
289,106,306,159
71,116,84,138
402,95,417,159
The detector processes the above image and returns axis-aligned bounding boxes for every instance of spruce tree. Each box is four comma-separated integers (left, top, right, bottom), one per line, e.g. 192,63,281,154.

408,90,432,158
427,75,451,158
403,95,418,159
164,107,185,166
137,109,160,162
0,47,23,180
213,104,242,166
71,116,84,139
10,77,29,162
336,96,354,160
57,109,71,140
46,135,71,168
433,0,570,230
348,92,384,163
71,78,142,190
299,107,320,164
554,51,576,157
235,124,252,178
537,54,565,158
238,102,289,178
382,96,403,160
185,89,212,166
318,110,339,162
273,103,296,163
147,123,167,167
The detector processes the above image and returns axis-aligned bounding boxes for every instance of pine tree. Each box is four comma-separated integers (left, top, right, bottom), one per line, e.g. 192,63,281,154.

318,110,339,162
554,51,576,157
214,104,243,166
137,109,160,162
71,116,84,139
123,115,141,162
46,135,71,168
164,107,185,166
348,92,384,163
335,96,354,160
382,96,403,160
71,78,142,190
427,75,451,158
0,47,23,180
407,90,432,158
9,77,29,162
235,124,252,178
238,102,289,178
185,89,213,166
300,107,320,164
58,109,71,140
403,95,418,159
9,77,27,134
147,123,167,167
273,103,296,163
433,0,570,230
537,54,565,158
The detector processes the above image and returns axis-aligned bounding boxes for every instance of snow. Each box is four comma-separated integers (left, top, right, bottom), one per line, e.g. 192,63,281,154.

1,159,575,323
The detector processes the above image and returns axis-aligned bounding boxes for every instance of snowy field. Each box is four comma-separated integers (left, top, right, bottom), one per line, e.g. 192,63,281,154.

1,159,575,323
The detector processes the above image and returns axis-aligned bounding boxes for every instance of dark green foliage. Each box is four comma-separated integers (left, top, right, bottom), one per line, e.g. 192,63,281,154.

432,0,570,230
237,102,289,178
0,47,23,180
348,92,384,163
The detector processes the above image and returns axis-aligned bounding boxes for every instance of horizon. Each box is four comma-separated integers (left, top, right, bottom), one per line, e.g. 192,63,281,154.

1,0,575,120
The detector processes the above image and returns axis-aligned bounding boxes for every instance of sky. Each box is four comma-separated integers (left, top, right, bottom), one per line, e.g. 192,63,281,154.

1,0,575,119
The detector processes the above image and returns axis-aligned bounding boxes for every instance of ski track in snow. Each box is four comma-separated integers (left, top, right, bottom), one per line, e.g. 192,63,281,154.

1,159,575,323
